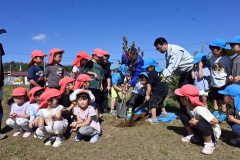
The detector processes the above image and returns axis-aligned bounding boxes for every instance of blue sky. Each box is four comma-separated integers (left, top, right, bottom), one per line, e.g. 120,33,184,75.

1,0,239,69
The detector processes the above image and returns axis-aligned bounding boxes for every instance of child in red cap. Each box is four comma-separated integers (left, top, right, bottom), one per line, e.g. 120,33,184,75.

70,74,99,117
84,48,104,113
100,51,111,114
27,50,47,90
58,77,75,117
174,84,221,155
72,51,91,84
44,48,66,90
28,87,45,139
36,89,68,148
6,87,32,138
70,90,101,143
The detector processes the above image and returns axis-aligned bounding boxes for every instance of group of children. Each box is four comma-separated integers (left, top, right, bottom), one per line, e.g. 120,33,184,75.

4,35,240,154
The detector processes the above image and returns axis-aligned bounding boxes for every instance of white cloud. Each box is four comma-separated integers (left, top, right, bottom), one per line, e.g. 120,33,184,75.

32,34,47,43
54,34,59,36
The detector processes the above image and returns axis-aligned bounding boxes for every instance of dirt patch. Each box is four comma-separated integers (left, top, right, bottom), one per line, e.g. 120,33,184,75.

115,113,148,127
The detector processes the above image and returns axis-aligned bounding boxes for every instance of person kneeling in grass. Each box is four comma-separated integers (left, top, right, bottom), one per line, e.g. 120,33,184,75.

70,90,101,143
175,84,221,155
218,84,240,145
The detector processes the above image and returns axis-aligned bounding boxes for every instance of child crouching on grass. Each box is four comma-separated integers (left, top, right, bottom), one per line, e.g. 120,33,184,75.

6,87,32,137
109,64,129,115
36,89,68,148
191,52,211,108
127,72,148,117
218,84,240,145
175,84,221,155
70,90,101,143
29,87,45,138
141,57,168,123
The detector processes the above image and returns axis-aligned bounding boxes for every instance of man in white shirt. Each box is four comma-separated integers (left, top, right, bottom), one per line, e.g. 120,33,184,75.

154,37,194,113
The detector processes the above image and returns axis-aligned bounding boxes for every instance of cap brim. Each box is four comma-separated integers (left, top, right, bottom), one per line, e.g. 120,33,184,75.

155,65,162,72
76,90,90,96
224,49,234,57
142,64,150,69
174,89,184,96
11,93,26,96
218,90,227,95
191,59,200,64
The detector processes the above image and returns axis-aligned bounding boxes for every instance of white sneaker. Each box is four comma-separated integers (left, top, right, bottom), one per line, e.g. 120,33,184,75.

145,118,158,123
52,136,65,148
202,142,215,154
34,134,43,139
181,134,201,143
45,137,55,146
181,134,193,142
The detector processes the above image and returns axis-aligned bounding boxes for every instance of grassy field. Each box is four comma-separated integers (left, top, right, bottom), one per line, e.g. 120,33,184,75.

0,85,239,160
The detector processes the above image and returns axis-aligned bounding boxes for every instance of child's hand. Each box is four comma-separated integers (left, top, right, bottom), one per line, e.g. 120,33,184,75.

189,119,199,127
34,119,39,127
228,114,235,122
229,75,234,81
234,76,240,82
39,124,44,131
70,122,77,128
107,86,111,92
121,90,126,95
45,115,53,120
10,113,17,118
192,64,196,71
145,95,150,101
198,61,203,68
94,73,99,80
70,127,77,133
100,86,103,91
29,121,34,129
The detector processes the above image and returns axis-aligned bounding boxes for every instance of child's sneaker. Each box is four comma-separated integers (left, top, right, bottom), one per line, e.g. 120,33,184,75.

212,111,219,117
23,130,32,138
201,142,215,155
90,134,99,143
34,133,43,139
126,109,132,118
145,118,158,123
217,113,227,122
74,134,82,142
52,136,65,148
109,110,116,115
230,137,240,145
45,137,56,146
13,129,23,137
181,134,194,142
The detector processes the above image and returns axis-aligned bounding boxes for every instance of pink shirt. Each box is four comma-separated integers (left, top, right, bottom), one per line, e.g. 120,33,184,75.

10,101,30,115
73,106,101,134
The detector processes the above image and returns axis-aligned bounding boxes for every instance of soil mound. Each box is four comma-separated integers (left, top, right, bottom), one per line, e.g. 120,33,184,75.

115,113,148,127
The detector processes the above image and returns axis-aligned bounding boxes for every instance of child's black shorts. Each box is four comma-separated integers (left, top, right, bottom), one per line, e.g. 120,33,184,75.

149,95,166,109
212,85,226,100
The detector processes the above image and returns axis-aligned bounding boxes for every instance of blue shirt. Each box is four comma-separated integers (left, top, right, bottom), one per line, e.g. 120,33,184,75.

111,72,125,87
29,103,39,122
194,66,210,90
28,65,44,90
121,54,146,86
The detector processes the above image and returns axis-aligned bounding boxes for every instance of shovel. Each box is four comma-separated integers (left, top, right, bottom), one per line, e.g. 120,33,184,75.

129,99,147,124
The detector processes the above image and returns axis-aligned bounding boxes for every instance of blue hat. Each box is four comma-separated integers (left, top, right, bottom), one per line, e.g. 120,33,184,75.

208,38,234,56
108,59,113,64
118,64,129,76
218,84,240,111
191,52,211,68
140,72,148,78
226,35,240,44
142,57,162,72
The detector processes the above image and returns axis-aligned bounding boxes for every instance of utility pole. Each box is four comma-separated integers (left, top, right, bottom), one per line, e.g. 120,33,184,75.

10,63,11,85
202,40,204,52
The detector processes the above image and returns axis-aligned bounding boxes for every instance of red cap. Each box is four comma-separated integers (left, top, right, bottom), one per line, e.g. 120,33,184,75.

92,48,104,58
102,51,110,57
174,84,204,107
29,87,45,103
37,89,61,112
59,77,74,95
28,50,47,67
72,51,91,67
11,87,27,96
73,74,93,91
48,48,64,65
